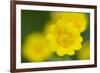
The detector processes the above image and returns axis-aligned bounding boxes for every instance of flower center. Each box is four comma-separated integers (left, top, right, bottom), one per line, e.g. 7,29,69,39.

56,30,74,48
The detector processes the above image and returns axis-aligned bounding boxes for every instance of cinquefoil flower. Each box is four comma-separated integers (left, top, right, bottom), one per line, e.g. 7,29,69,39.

51,12,87,32
46,23,83,56
22,33,52,62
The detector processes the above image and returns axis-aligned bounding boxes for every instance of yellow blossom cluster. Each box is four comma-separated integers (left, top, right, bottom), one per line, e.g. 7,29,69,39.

45,12,87,56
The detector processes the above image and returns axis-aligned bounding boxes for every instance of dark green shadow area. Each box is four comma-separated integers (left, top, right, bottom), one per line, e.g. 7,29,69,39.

21,10,51,44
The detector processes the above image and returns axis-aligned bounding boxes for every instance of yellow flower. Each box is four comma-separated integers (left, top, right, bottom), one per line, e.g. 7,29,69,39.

46,23,83,56
22,33,52,62
51,12,87,32
76,41,90,60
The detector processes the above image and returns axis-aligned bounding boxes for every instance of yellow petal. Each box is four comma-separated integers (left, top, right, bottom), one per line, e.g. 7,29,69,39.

56,48,66,56
66,49,75,56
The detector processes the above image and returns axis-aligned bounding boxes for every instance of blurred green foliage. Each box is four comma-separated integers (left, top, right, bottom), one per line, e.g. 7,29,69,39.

21,10,52,44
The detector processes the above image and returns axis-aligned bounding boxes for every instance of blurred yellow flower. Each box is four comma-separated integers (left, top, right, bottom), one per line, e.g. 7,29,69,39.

46,23,83,56
22,33,52,62
51,12,87,32
76,41,90,60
